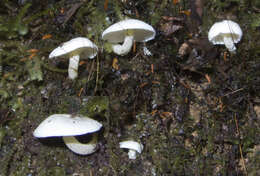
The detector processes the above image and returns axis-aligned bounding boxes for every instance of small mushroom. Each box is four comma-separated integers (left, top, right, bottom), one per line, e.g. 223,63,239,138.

208,20,242,53
49,37,98,80
119,140,143,159
102,19,155,55
33,114,102,155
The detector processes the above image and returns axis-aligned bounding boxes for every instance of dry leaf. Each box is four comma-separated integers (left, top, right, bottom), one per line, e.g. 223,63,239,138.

178,42,191,57
162,16,183,21
133,41,136,53
180,10,191,16
27,49,39,53
104,0,109,11
151,110,158,116
29,53,37,59
121,73,130,81
160,22,183,36
223,51,229,62
60,8,65,14
159,112,173,118
79,61,86,66
205,74,211,83
112,58,119,70
152,81,160,85
42,34,52,40
140,82,148,88
172,0,179,5
78,88,83,97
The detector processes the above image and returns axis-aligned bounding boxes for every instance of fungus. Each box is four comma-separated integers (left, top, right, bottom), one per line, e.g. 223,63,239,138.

49,37,98,79
33,114,102,155
102,19,155,55
208,20,242,53
119,140,143,159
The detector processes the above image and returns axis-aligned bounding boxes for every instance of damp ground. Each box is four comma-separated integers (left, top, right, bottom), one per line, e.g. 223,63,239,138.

0,0,260,175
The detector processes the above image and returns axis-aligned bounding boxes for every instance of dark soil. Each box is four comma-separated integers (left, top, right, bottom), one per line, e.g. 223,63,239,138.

0,0,259,175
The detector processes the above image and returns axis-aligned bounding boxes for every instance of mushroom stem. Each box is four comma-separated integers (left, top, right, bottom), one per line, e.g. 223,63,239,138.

223,36,236,53
128,149,137,159
68,55,80,79
112,35,134,55
63,134,98,155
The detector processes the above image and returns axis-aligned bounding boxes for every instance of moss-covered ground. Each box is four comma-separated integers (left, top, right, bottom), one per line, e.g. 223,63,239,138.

0,0,260,175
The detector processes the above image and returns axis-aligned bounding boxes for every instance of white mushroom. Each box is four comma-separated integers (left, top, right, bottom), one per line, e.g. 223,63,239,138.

49,37,98,80
102,19,155,55
33,114,102,155
119,140,143,159
208,20,242,53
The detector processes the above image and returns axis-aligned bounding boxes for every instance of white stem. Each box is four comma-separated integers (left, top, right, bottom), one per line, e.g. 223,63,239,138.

112,35,134,55
62,136,97,155
128,149,137,159
223,36,236,53
68,55,80,79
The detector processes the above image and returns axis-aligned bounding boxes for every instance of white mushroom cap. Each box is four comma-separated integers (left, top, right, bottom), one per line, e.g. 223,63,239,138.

119,140,143,159
49,37,98,79
63,136,98,155
208,20,242,52
102,19,156,43
33,114,102,138
49,37,98,59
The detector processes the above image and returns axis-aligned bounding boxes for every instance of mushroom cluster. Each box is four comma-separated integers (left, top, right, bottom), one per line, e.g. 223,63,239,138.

48,19,155,79
47,18,243,80
34,114,145,159
37,17,243,159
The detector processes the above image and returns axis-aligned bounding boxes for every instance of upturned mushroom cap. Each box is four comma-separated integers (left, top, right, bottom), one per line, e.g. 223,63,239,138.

102,19,156,43
208,20,242,45
119,140,143,154
49,37,98,59
33,114,102,138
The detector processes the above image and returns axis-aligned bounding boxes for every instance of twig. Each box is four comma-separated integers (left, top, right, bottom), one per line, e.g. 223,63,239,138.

62,2,83,27
222,88,244,97
87,60,95,83
94,54,99,94
233,114,248,176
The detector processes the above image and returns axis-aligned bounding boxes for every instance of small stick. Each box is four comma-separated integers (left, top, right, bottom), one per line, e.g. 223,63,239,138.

234,114,248,176
94,54,99,93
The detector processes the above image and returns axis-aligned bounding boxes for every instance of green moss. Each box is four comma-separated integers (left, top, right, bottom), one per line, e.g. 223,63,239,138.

0,89,9,99
26,56,43,81
0,3,31,39
81,96,109,118
47,166,66,176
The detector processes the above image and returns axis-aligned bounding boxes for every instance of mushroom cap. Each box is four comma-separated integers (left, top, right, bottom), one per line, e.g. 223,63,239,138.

119,140,143,153
208,20,242,45
102,19,155,43
63,136,98,155
49,37,98,59
33,114,102,138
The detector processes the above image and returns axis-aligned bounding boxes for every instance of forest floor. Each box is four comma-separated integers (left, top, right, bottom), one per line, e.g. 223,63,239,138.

0,0,259,175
